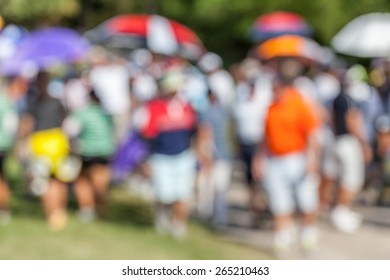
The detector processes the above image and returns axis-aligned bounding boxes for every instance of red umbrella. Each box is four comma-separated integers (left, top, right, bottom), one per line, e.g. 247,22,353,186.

250,11,312,42
86,14,205,60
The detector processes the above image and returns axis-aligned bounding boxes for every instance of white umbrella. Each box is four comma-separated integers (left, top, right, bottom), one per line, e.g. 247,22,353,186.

331,13,390,58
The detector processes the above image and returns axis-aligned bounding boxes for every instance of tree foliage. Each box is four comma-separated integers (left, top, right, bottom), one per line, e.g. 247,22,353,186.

2,0,390,63
1,0,79,24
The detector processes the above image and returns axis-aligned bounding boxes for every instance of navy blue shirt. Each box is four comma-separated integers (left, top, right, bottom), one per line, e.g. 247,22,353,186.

139,98,197,155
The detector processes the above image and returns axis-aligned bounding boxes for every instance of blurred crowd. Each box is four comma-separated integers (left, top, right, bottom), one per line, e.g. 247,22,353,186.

1,13,390,257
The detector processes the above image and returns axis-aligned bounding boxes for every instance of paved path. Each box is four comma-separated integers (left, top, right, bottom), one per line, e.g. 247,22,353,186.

224,174,390,260
128,163,390,259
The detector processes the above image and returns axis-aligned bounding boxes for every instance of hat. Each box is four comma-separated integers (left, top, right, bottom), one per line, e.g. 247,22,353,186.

159,70,185,93
346,64,368,82
198,52,222,73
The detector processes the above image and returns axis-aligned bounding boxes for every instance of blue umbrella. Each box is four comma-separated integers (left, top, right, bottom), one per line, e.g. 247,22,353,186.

1,27,90,75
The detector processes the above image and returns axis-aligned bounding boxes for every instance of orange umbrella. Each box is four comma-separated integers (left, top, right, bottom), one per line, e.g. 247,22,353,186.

257,35,322,63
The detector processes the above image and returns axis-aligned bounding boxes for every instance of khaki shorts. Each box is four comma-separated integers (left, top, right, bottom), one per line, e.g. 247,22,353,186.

334,135,365,191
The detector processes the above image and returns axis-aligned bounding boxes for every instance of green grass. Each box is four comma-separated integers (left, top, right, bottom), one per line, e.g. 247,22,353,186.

0,187,271,260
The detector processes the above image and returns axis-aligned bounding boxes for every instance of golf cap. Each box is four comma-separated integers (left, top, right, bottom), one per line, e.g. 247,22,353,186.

159,70,186,94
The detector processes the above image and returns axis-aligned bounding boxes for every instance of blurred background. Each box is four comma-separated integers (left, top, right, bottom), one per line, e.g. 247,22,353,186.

0,0,390,260
2,0,390,63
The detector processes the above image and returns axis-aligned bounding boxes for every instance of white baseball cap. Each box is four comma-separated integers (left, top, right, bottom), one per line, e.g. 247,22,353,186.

159,70,186,93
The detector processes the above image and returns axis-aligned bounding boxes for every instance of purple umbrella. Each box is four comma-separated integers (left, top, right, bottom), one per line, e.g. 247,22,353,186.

111,130,149,183
1,27,90,75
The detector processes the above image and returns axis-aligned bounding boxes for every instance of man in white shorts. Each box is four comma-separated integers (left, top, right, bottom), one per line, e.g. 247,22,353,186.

331,77,372,234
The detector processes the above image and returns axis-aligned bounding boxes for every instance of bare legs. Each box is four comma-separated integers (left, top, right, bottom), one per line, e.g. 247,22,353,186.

89,164,110,218
74,164,111,220
42,178,68,231
0,177,10,211
0,176,11,225
154,200,189,240
319,177,334,211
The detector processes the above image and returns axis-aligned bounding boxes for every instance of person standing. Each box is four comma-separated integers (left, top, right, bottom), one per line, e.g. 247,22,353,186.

0,77,19,225
89,52,131,143
233,74,272,220
21,71,68,231
330,75,372,234
134,70,197,239
196,89,234,226
63,89,115,221
254,75,321,253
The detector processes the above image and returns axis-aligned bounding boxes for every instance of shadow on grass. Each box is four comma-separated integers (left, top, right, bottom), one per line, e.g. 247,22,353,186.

9,182,153,228
6,159,153,228
11,182,265,234
107,193,153,228
9,178,45,220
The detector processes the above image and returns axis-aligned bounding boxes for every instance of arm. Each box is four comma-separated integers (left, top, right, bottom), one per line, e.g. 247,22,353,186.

346,108,365,141
195,123,214,171
300,97,321,174
18,113,34,140
306,128,320,174
19,98,36,139
346,108,372,163
252,139,266,183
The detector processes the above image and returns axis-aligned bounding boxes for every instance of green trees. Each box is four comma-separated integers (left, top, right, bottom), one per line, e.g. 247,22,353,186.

2,0,390,62
1,0,79,24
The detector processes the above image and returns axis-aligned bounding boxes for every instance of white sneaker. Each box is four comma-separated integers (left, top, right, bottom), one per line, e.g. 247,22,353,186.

330,206,362,234
300,226,319,251
77,208,96,223
154,209,171,235
171,222,187,240
273,229,293,253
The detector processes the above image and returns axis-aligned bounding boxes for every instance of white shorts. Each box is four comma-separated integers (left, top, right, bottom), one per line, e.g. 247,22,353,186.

263,153,319,215
197,160,232,219
319,126,338,179
334,135,365,192
149,150,196,204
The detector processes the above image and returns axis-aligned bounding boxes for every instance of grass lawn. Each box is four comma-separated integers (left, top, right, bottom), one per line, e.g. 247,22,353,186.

0,186,271,260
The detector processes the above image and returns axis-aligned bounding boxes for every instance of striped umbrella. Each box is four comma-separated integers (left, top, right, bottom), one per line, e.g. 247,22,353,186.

86,14,205,60
250,11,312,42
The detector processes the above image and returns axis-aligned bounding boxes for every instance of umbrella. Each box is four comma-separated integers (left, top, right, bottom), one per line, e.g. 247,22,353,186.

2,27,90,75
257,35,323,64
331,13,390,58
86,14,205,60
250,11,312,42
111,130,149,182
